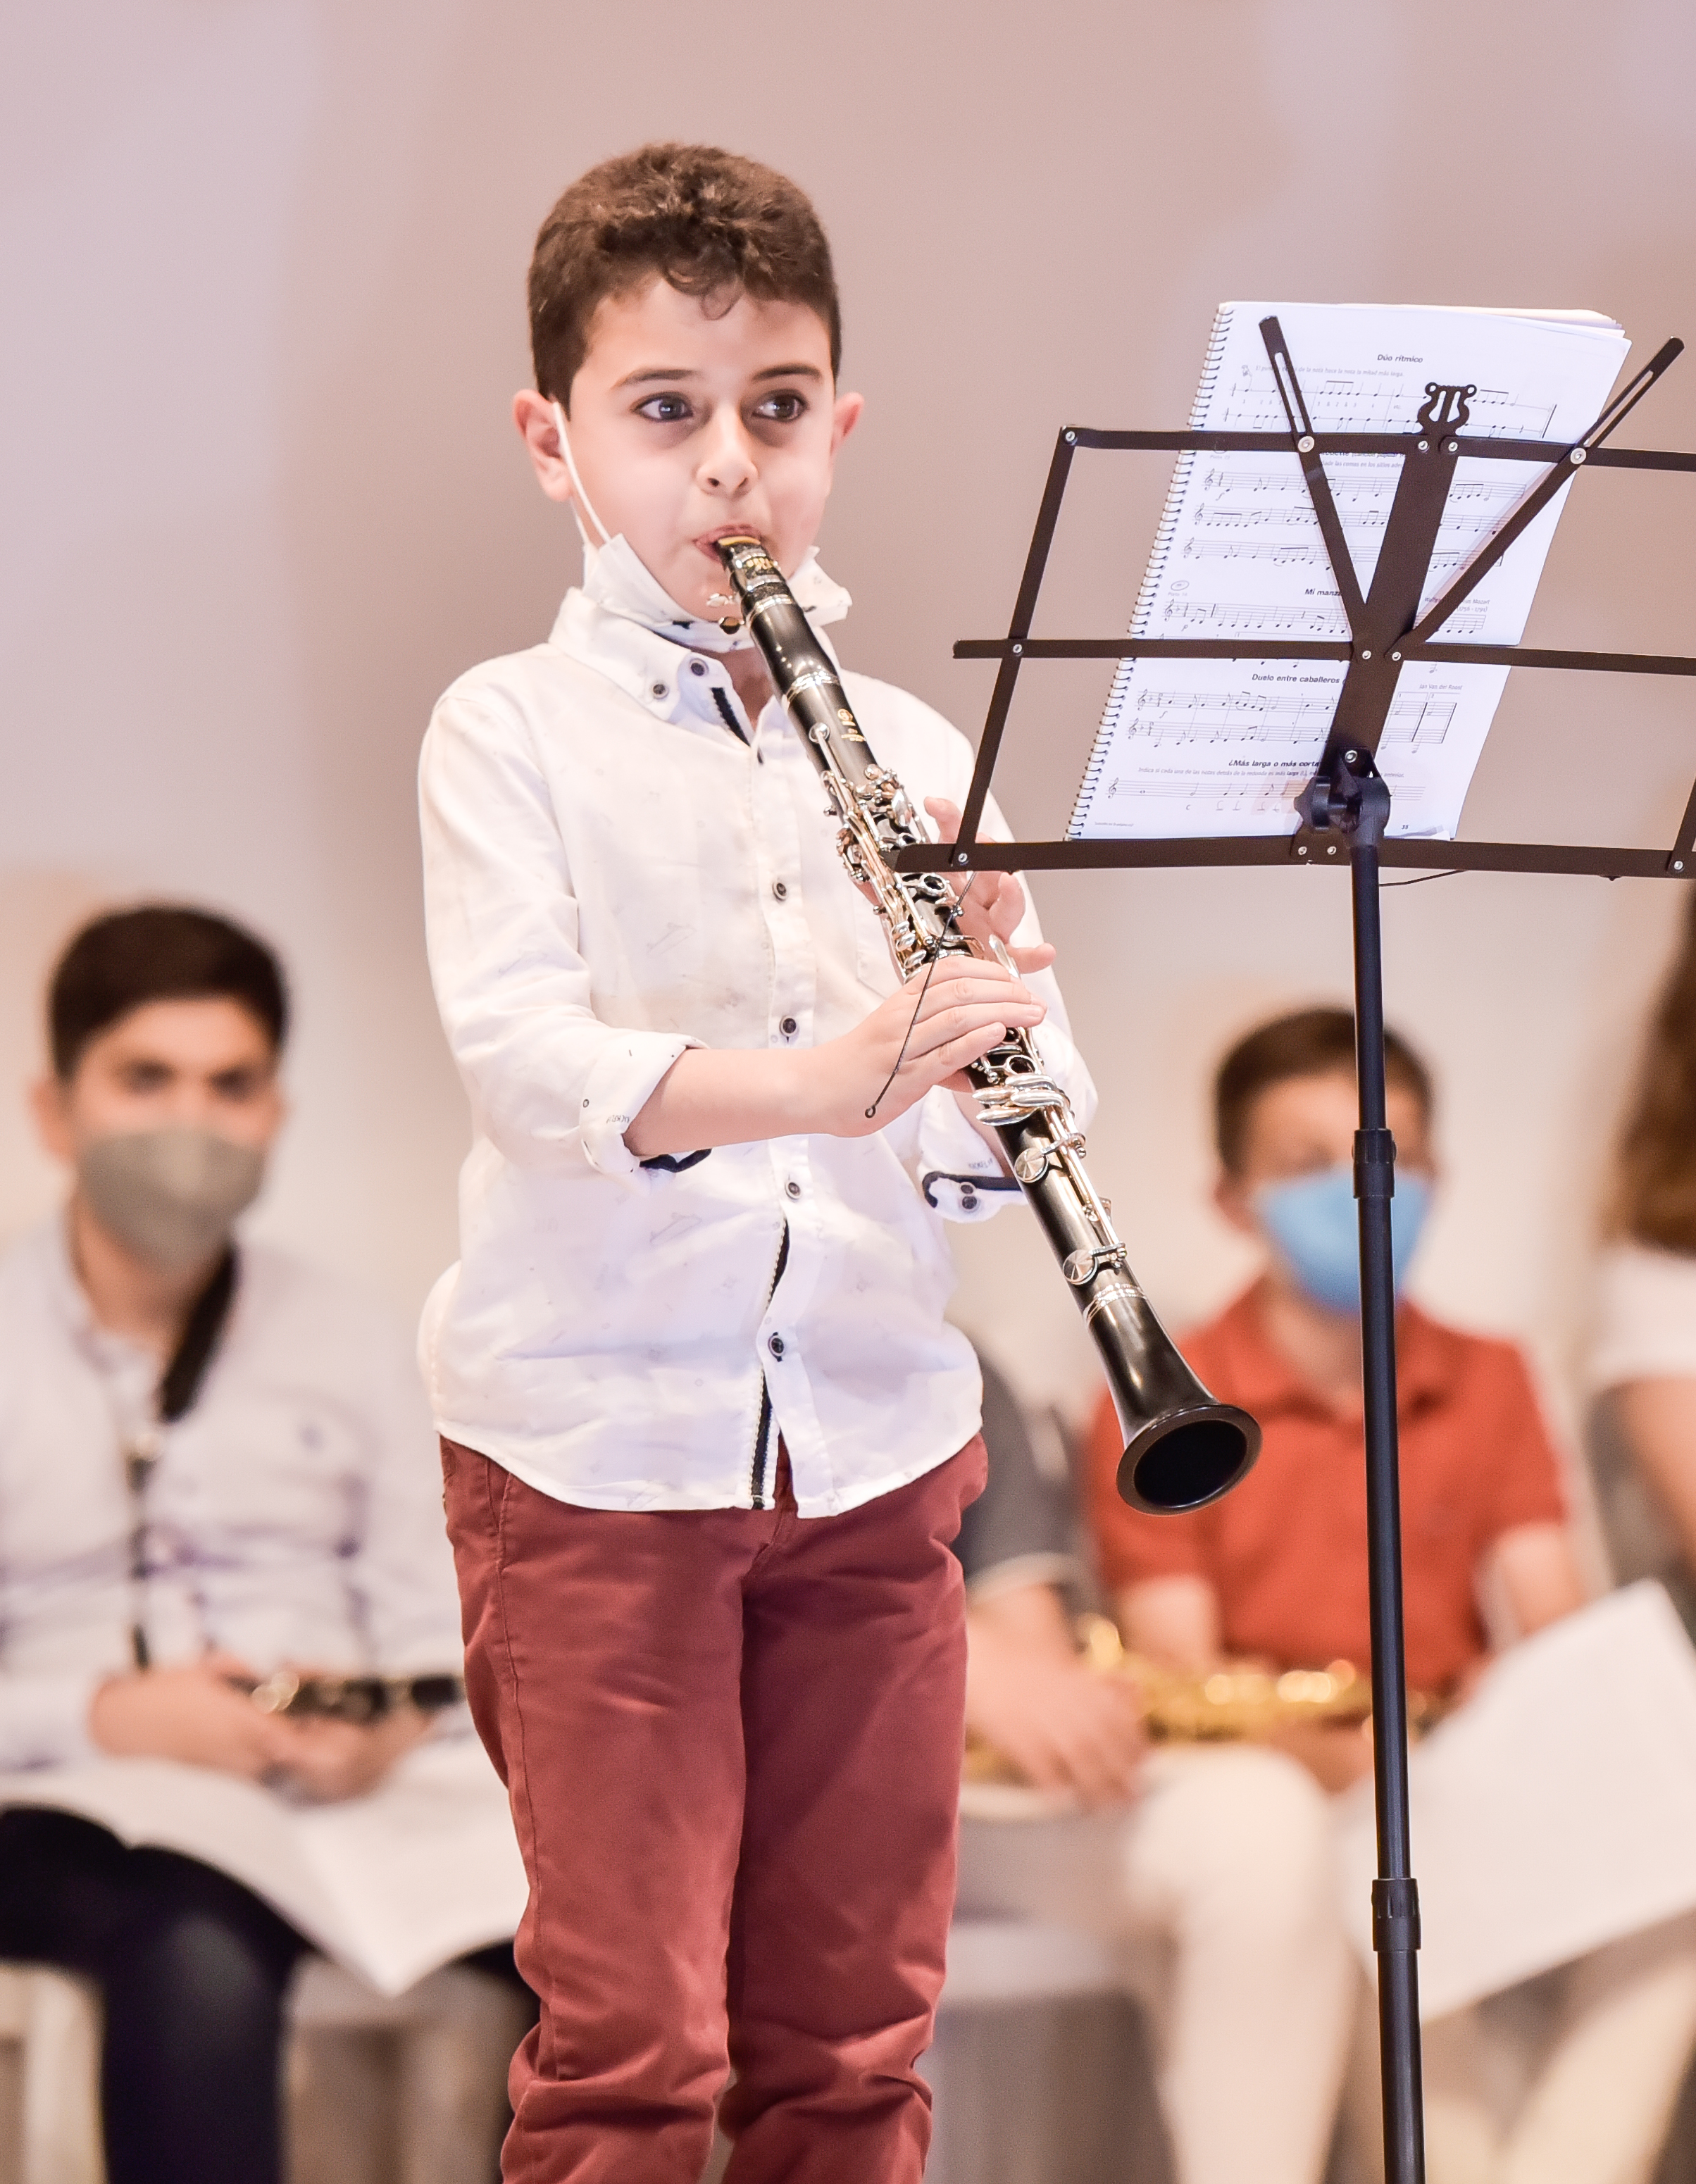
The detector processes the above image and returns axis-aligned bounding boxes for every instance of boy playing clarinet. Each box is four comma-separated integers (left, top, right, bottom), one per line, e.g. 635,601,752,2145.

420,143,1094,2181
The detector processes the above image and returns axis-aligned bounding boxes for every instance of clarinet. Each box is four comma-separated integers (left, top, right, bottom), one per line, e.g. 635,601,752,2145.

714,537,1259,1514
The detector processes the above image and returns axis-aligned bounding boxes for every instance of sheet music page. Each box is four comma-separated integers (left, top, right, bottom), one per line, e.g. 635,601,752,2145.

0,1729,526,1996
1068,303,1629,842
1333,1583,1696,2018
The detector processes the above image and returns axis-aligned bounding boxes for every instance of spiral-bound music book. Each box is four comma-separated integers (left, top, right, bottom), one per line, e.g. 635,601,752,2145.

1068,302,1629,842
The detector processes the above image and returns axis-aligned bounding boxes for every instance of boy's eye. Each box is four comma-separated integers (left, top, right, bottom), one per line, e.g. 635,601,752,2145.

118,1062,173,1094
210,1067,268,1103
752,392,806,423
635,394,693,423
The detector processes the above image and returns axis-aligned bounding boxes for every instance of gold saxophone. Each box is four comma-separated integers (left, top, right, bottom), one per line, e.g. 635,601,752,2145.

713,537,1260,1516
963,1616,1439,1785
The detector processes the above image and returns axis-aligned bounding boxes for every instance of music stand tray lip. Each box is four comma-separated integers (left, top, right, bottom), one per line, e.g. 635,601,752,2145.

890,837,1688,880
1057,424,1696,470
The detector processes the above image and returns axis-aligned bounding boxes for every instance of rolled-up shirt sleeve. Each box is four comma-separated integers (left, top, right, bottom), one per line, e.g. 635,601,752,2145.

420,689,699,1181
0,1671,102,1771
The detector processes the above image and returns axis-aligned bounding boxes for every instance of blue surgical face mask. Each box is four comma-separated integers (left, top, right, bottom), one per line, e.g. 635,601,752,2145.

1254,1166,1433,1314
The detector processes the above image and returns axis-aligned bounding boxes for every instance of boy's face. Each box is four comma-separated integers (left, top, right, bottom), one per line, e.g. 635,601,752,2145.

33,997,284,1166
1214,1068,1435,1240
514,279,862,619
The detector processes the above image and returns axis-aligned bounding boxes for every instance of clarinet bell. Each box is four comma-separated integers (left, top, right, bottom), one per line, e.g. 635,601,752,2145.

1117,1403,1262,1515
1090,1286,1261,1514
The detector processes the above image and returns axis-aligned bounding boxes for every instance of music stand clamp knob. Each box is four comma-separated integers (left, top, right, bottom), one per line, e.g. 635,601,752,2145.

1297,750,1390,845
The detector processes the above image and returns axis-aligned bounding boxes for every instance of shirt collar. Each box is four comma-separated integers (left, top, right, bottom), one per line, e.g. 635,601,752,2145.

575,531,849,649
547,544,851,725
34,1213,160,1398
1207,1278,1464,1421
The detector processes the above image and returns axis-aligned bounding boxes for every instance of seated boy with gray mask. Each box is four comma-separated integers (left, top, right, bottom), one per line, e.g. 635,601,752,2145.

0,905,515,2184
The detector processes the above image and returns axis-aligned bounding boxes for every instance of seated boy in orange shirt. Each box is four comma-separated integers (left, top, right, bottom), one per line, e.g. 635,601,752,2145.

1086,1009,1696,2184
1087,1004,1579,1758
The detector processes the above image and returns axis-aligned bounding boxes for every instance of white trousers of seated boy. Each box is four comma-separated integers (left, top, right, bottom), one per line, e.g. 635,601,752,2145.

955,1745,1356,2184
1419,1910,1696,2184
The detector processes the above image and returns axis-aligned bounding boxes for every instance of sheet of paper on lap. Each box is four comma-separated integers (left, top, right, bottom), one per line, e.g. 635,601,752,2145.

0,1730,526,1997
1334,1582,1696,2018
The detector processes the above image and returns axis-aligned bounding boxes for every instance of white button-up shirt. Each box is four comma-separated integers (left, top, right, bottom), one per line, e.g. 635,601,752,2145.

0,1223,463,1771
418,580,1095,1518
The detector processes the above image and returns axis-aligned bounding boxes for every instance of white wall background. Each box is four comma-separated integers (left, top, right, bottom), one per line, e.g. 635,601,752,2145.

3,0,1693,1441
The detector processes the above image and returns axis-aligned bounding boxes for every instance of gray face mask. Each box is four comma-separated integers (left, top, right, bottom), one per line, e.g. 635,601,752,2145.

77,1128,266,1273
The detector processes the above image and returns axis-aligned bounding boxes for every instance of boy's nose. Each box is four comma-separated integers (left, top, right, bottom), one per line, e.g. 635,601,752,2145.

699,409,757,494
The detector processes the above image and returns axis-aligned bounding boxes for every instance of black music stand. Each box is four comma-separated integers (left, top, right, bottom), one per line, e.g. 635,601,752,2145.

895,320,1696,2184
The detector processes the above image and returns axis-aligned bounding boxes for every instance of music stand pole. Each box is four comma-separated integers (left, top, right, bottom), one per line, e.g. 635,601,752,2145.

1335,759,1426,2181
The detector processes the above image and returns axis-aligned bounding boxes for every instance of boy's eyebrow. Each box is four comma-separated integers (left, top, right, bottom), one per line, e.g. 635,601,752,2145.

615,362,826,388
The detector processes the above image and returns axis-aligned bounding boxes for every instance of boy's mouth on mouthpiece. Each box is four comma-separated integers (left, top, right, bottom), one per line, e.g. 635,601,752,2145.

696,526,763,559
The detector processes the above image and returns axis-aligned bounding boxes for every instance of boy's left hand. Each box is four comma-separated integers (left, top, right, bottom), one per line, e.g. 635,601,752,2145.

924,800,1056,975
263,1704,432,1804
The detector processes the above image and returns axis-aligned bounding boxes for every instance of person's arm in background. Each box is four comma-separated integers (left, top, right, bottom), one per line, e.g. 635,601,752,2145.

1490,1521,1587,1638
1612,1378,1696,1571
1114,1575,1222,1671
968,1583,1143,1804
1083,1380,1223,1676
259,1292,463,1805
962,1361,1143,1804
1473,1342,1588,1664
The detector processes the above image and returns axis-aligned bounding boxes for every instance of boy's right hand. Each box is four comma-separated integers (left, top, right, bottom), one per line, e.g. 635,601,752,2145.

967,1589,1145,1806
89,1656,298,1782
808,956,1045,1136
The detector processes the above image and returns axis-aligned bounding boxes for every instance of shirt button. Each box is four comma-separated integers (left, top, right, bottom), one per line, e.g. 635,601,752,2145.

785,1180,802,1200
780,1016,798,1037
689,659,707,677
772,880,788,901
650,682,668,699
768,1334,786,1359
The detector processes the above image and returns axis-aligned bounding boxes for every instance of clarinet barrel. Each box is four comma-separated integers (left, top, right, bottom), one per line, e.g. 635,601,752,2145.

714,536,1259,1514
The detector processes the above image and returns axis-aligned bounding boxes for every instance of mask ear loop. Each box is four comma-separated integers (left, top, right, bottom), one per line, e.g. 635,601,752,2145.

551,399,612,551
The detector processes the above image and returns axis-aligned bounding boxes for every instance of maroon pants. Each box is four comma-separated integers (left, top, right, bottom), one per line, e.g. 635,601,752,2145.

442,1435,986,2184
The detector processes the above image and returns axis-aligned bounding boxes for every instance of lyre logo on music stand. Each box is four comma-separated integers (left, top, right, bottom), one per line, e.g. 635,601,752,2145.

1416,381,1476,432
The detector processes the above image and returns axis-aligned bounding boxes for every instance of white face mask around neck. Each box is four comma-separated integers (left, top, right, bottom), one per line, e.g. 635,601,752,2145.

549,400,852,652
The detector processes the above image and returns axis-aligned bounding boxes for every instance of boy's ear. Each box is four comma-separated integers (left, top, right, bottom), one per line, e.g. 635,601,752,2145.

513,390,576,506
30,1073,74,1164
830,389,864,458
1213,1170,1259,1240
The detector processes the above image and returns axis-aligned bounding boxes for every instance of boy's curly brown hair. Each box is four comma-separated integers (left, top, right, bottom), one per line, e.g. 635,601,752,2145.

529,144,841,410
